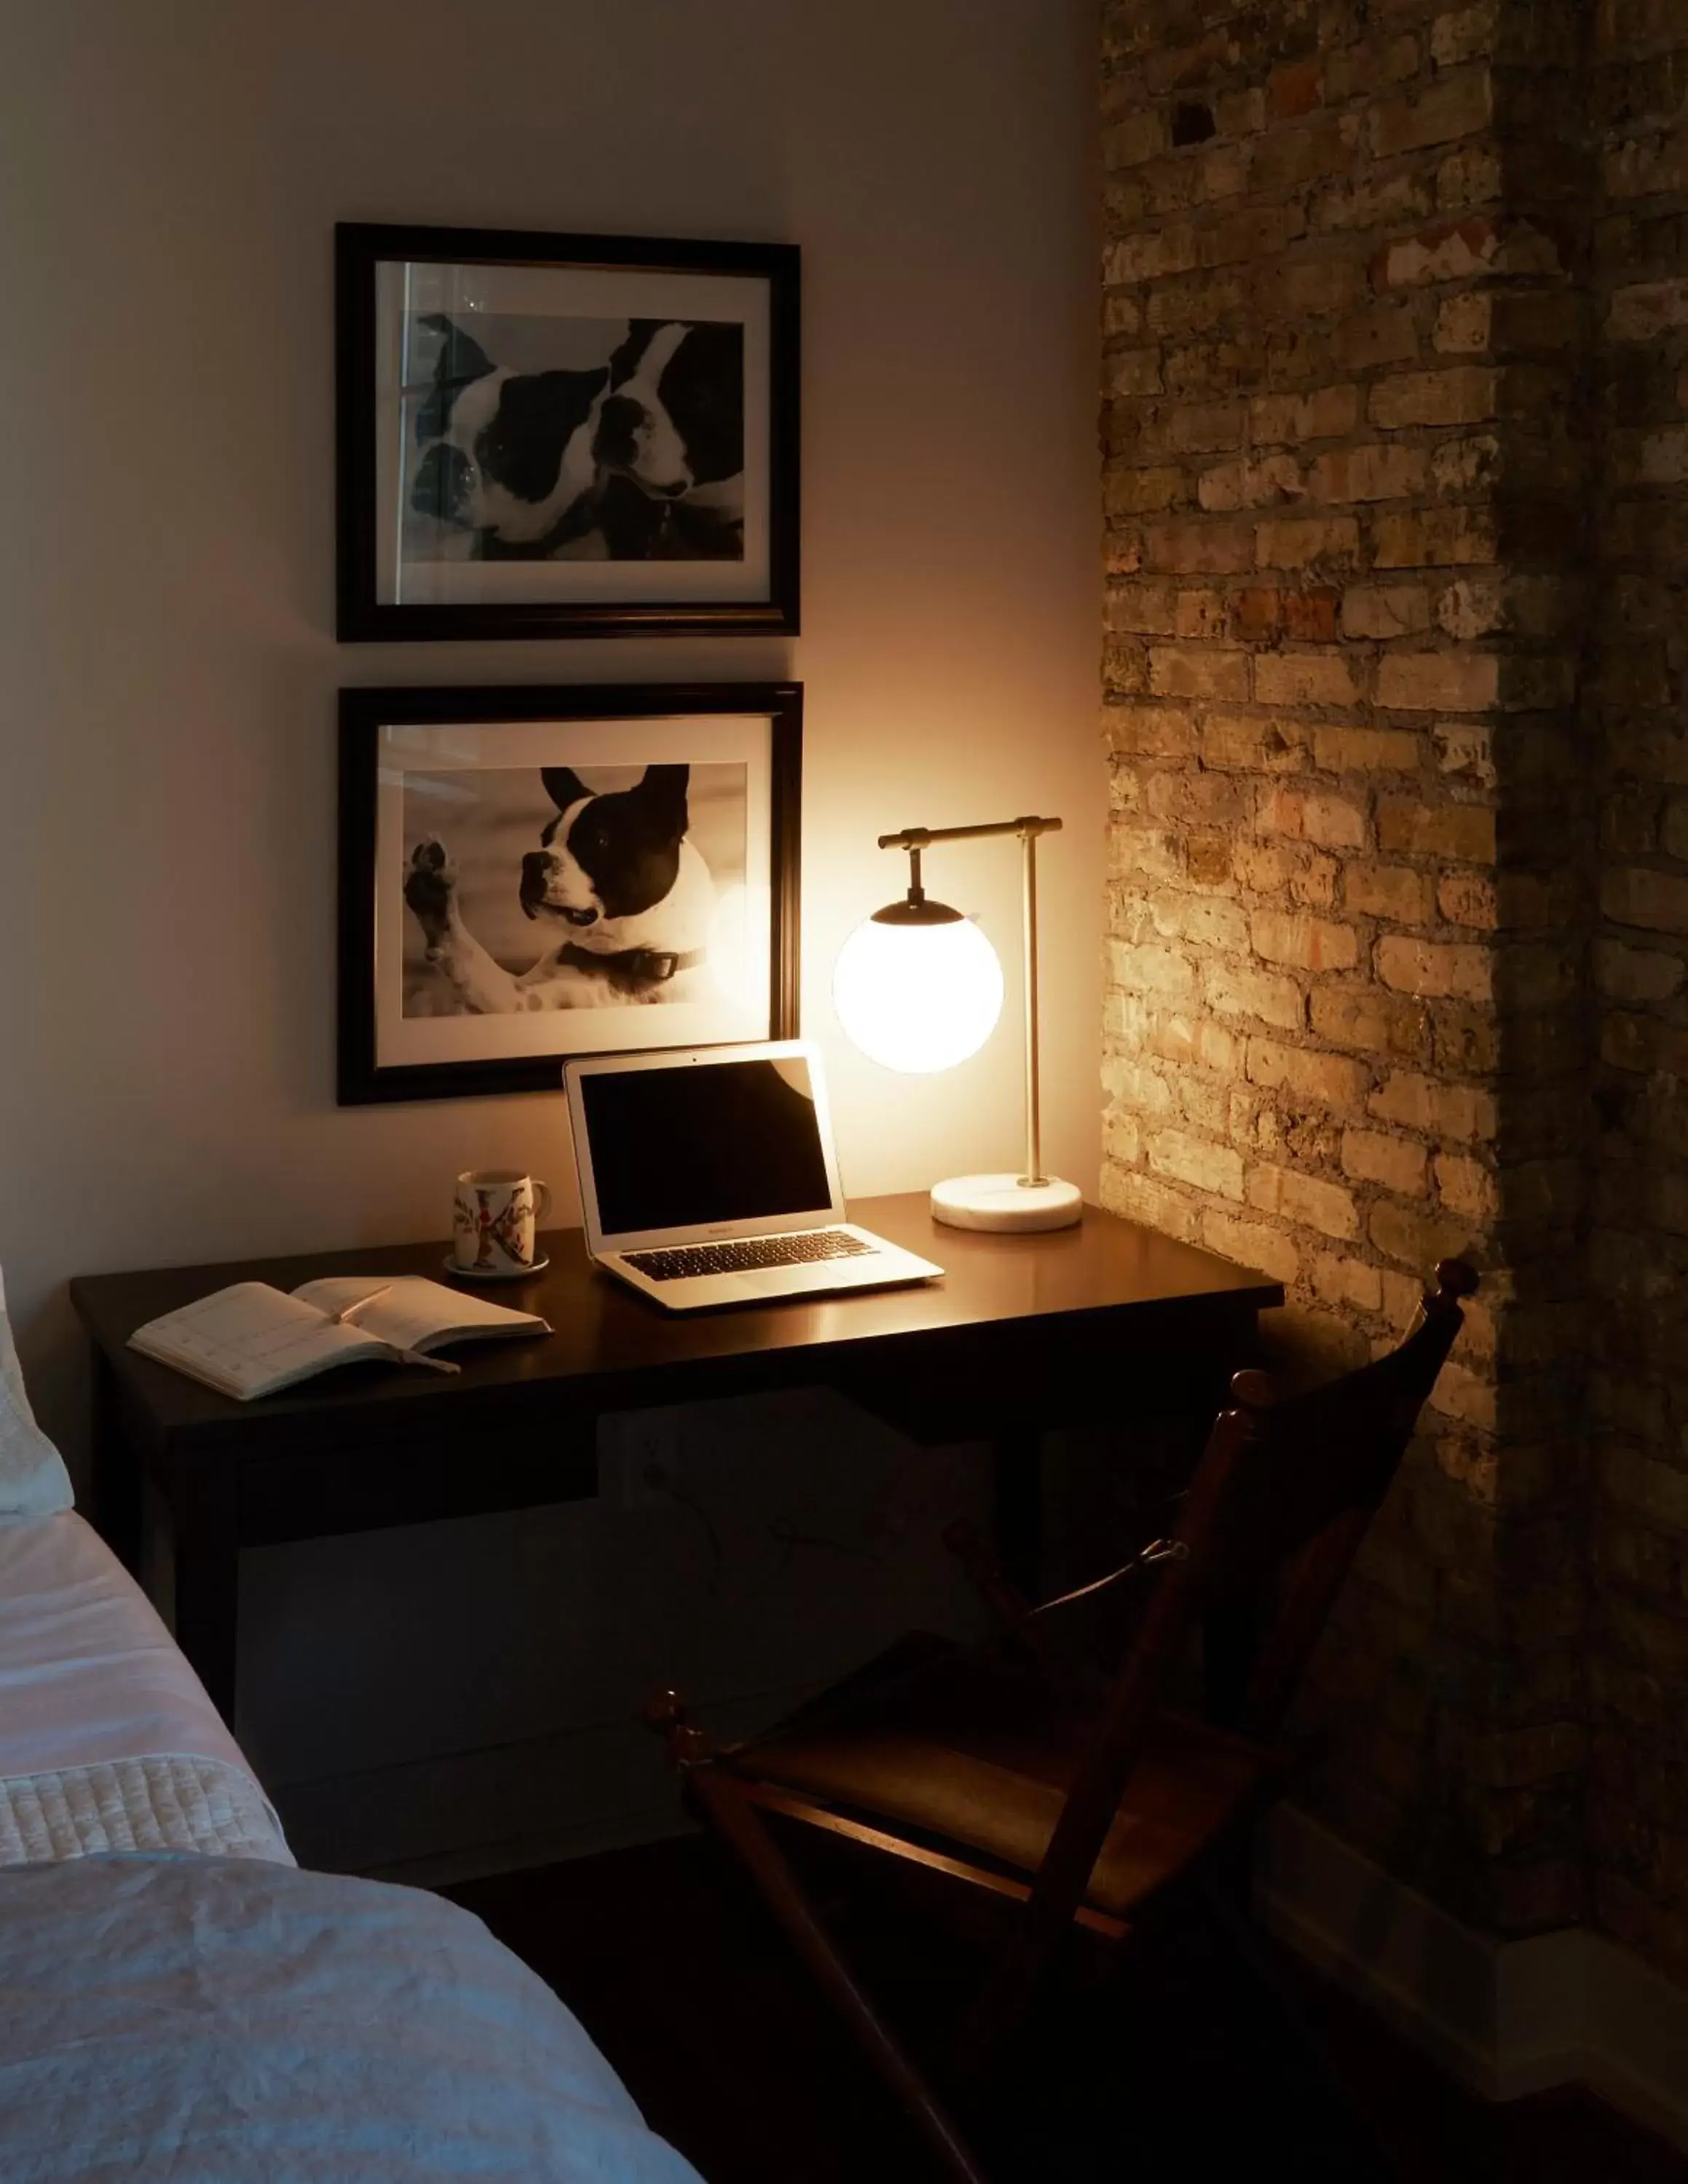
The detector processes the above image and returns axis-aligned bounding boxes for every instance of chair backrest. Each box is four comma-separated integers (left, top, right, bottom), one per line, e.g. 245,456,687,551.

962,1259,1475,2064
1201,1255,1476,1739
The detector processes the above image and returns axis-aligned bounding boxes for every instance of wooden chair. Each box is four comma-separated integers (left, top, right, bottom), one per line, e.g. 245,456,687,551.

647,1259,1478,2181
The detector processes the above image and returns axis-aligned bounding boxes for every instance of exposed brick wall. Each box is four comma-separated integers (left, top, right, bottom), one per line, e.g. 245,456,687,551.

1099,0,1594,1937
1588,0,1688,1983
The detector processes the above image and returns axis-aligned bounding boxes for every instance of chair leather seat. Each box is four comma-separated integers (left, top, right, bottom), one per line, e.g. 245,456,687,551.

730,1637,1278,1920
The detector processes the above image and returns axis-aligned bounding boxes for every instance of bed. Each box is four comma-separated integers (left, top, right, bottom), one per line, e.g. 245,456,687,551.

0,1274,704,2183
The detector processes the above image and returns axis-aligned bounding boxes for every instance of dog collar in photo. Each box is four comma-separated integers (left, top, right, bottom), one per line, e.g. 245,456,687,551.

559,944,706,984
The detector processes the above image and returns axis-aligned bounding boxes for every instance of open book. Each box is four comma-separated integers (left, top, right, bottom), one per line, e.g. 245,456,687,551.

127,1277,551,1401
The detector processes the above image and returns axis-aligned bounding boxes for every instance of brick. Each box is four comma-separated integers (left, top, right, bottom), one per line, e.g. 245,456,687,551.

1369,1198,1479,1267
1254,652,1361,708
1309,1251,1384,1313
1256,516,1362,570
1202,1208,1302,1284
1368,1072,1496,1144
1438,872,1497,927
1197,454,1306,511
1145,1013,1242,1076
1380,218,1498,289
1435,143,1502,213
1245,1039,1371,1109
1258,786,1368,850
1251,909,1360,972
1105,467,1186,517
1333,299,1424,374
1103,703,1194,759
1375,652,1502,713
1312,984,1429,1059
1108,940,1198,999
1607,280,1688,344
1373,506,1499,569
1142,519,1256,574
1103,109,1170,170
1234,840,1340,908
1174,589,1228,640
1376,935,1493,1001
1435,291,1493,355
1101,1168,1204,1243
1148,646,1251,700
1341,584,1433,640
1435,1152,1499,1220
1368,367,1499,431
1434,723,1496,789
1199,713,1312,773
1247,1163,1362,1241
1309,443,1429,504
1314,728,1421,774
1106,347,1164,399
1593,941,1686,1005
1229,587,1282,641
1148,1128,1245,1201
1343,1128,1429,1196
1284,590,1341,642
1202,203,1307,269
1105,226,1201,285
1601,867,1688,937
1204,962,1306,1032
1140,889,1252,954
1345,860,1437,923
1250,387,1361,446
1377,794,1497,863
1368,71,1494,159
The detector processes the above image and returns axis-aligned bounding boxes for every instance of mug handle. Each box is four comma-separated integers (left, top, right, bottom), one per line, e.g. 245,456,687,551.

532,1179,552,1225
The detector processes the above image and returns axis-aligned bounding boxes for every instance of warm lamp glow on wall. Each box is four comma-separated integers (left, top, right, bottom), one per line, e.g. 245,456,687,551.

833,815,1082,1233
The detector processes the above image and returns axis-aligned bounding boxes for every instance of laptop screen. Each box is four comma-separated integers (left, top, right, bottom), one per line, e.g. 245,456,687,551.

579,1055,835,1237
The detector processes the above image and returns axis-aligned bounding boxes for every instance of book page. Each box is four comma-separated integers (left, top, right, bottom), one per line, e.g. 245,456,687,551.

291,1276,548,1356
128,1283,382,1401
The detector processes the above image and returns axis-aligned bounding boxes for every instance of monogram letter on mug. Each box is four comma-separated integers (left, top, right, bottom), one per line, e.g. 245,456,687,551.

451,1171,552,1280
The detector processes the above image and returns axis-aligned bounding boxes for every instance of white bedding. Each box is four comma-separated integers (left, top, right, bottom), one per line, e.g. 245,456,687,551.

0,1512,291,1865
0,1853,704,2183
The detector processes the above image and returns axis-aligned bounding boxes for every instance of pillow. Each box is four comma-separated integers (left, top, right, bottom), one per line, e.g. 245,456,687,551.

0,1268,74,1519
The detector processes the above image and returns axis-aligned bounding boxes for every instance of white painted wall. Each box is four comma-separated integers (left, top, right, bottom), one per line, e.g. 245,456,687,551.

0,0,1100,1867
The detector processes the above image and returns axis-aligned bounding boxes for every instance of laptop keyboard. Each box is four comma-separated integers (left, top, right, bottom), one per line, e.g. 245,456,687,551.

624,1230,878,1283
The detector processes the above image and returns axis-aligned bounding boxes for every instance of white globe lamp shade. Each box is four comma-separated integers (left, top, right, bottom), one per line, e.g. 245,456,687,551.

832,905,1004,1075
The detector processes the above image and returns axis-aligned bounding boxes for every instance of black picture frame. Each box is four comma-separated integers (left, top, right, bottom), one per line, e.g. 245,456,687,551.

338,682,802,1104
335,223,800,642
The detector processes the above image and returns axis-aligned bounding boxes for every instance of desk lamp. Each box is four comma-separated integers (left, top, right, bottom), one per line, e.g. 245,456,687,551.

832,814,1082,1233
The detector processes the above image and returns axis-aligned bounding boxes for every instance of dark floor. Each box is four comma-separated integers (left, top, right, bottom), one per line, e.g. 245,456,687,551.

446,1836,1687,2184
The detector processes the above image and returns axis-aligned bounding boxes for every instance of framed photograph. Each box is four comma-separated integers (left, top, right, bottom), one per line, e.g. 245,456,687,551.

335,223,800,641
338,684,802,1104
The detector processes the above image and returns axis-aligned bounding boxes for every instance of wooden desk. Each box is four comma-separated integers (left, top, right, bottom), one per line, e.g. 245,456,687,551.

71,1195,1280,1726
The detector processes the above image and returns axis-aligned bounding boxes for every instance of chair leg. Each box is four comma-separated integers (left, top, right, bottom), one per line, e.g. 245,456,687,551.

645,1690,991,2184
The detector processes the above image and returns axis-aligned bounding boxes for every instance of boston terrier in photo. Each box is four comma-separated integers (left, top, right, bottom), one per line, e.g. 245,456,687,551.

409,314,610,558
591,320,746,559
404,765,715,1013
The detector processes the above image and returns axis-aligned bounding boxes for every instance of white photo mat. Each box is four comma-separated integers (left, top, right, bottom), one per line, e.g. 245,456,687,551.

374,713,777,1070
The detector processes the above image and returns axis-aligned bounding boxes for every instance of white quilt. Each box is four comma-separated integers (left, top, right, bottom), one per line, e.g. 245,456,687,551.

0,1513,291,1866
0,1854,705,2183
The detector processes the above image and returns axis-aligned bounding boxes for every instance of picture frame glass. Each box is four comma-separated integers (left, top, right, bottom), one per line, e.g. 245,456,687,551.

368,708,784,1082
372,258,772,611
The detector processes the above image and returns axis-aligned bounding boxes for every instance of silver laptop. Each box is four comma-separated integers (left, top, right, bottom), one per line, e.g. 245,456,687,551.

564,1041,943,1312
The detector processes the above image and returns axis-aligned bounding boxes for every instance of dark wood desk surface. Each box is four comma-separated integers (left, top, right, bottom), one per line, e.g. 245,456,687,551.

71,1193,1280,1447
71,1195,1281,1723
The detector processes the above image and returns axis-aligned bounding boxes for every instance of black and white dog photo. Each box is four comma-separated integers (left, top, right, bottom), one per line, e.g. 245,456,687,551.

402,762,744,1016
406,312,745,565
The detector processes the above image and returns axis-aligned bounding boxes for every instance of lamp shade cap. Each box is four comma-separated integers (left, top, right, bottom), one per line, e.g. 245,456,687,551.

870,896,965,927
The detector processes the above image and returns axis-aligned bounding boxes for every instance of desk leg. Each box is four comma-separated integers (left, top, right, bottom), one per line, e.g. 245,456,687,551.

992,1431,1043,1601
90,1355,143,1575
173,1468,240,1733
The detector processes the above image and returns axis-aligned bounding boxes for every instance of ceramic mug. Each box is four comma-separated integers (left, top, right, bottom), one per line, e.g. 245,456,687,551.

451,1170,552,1276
